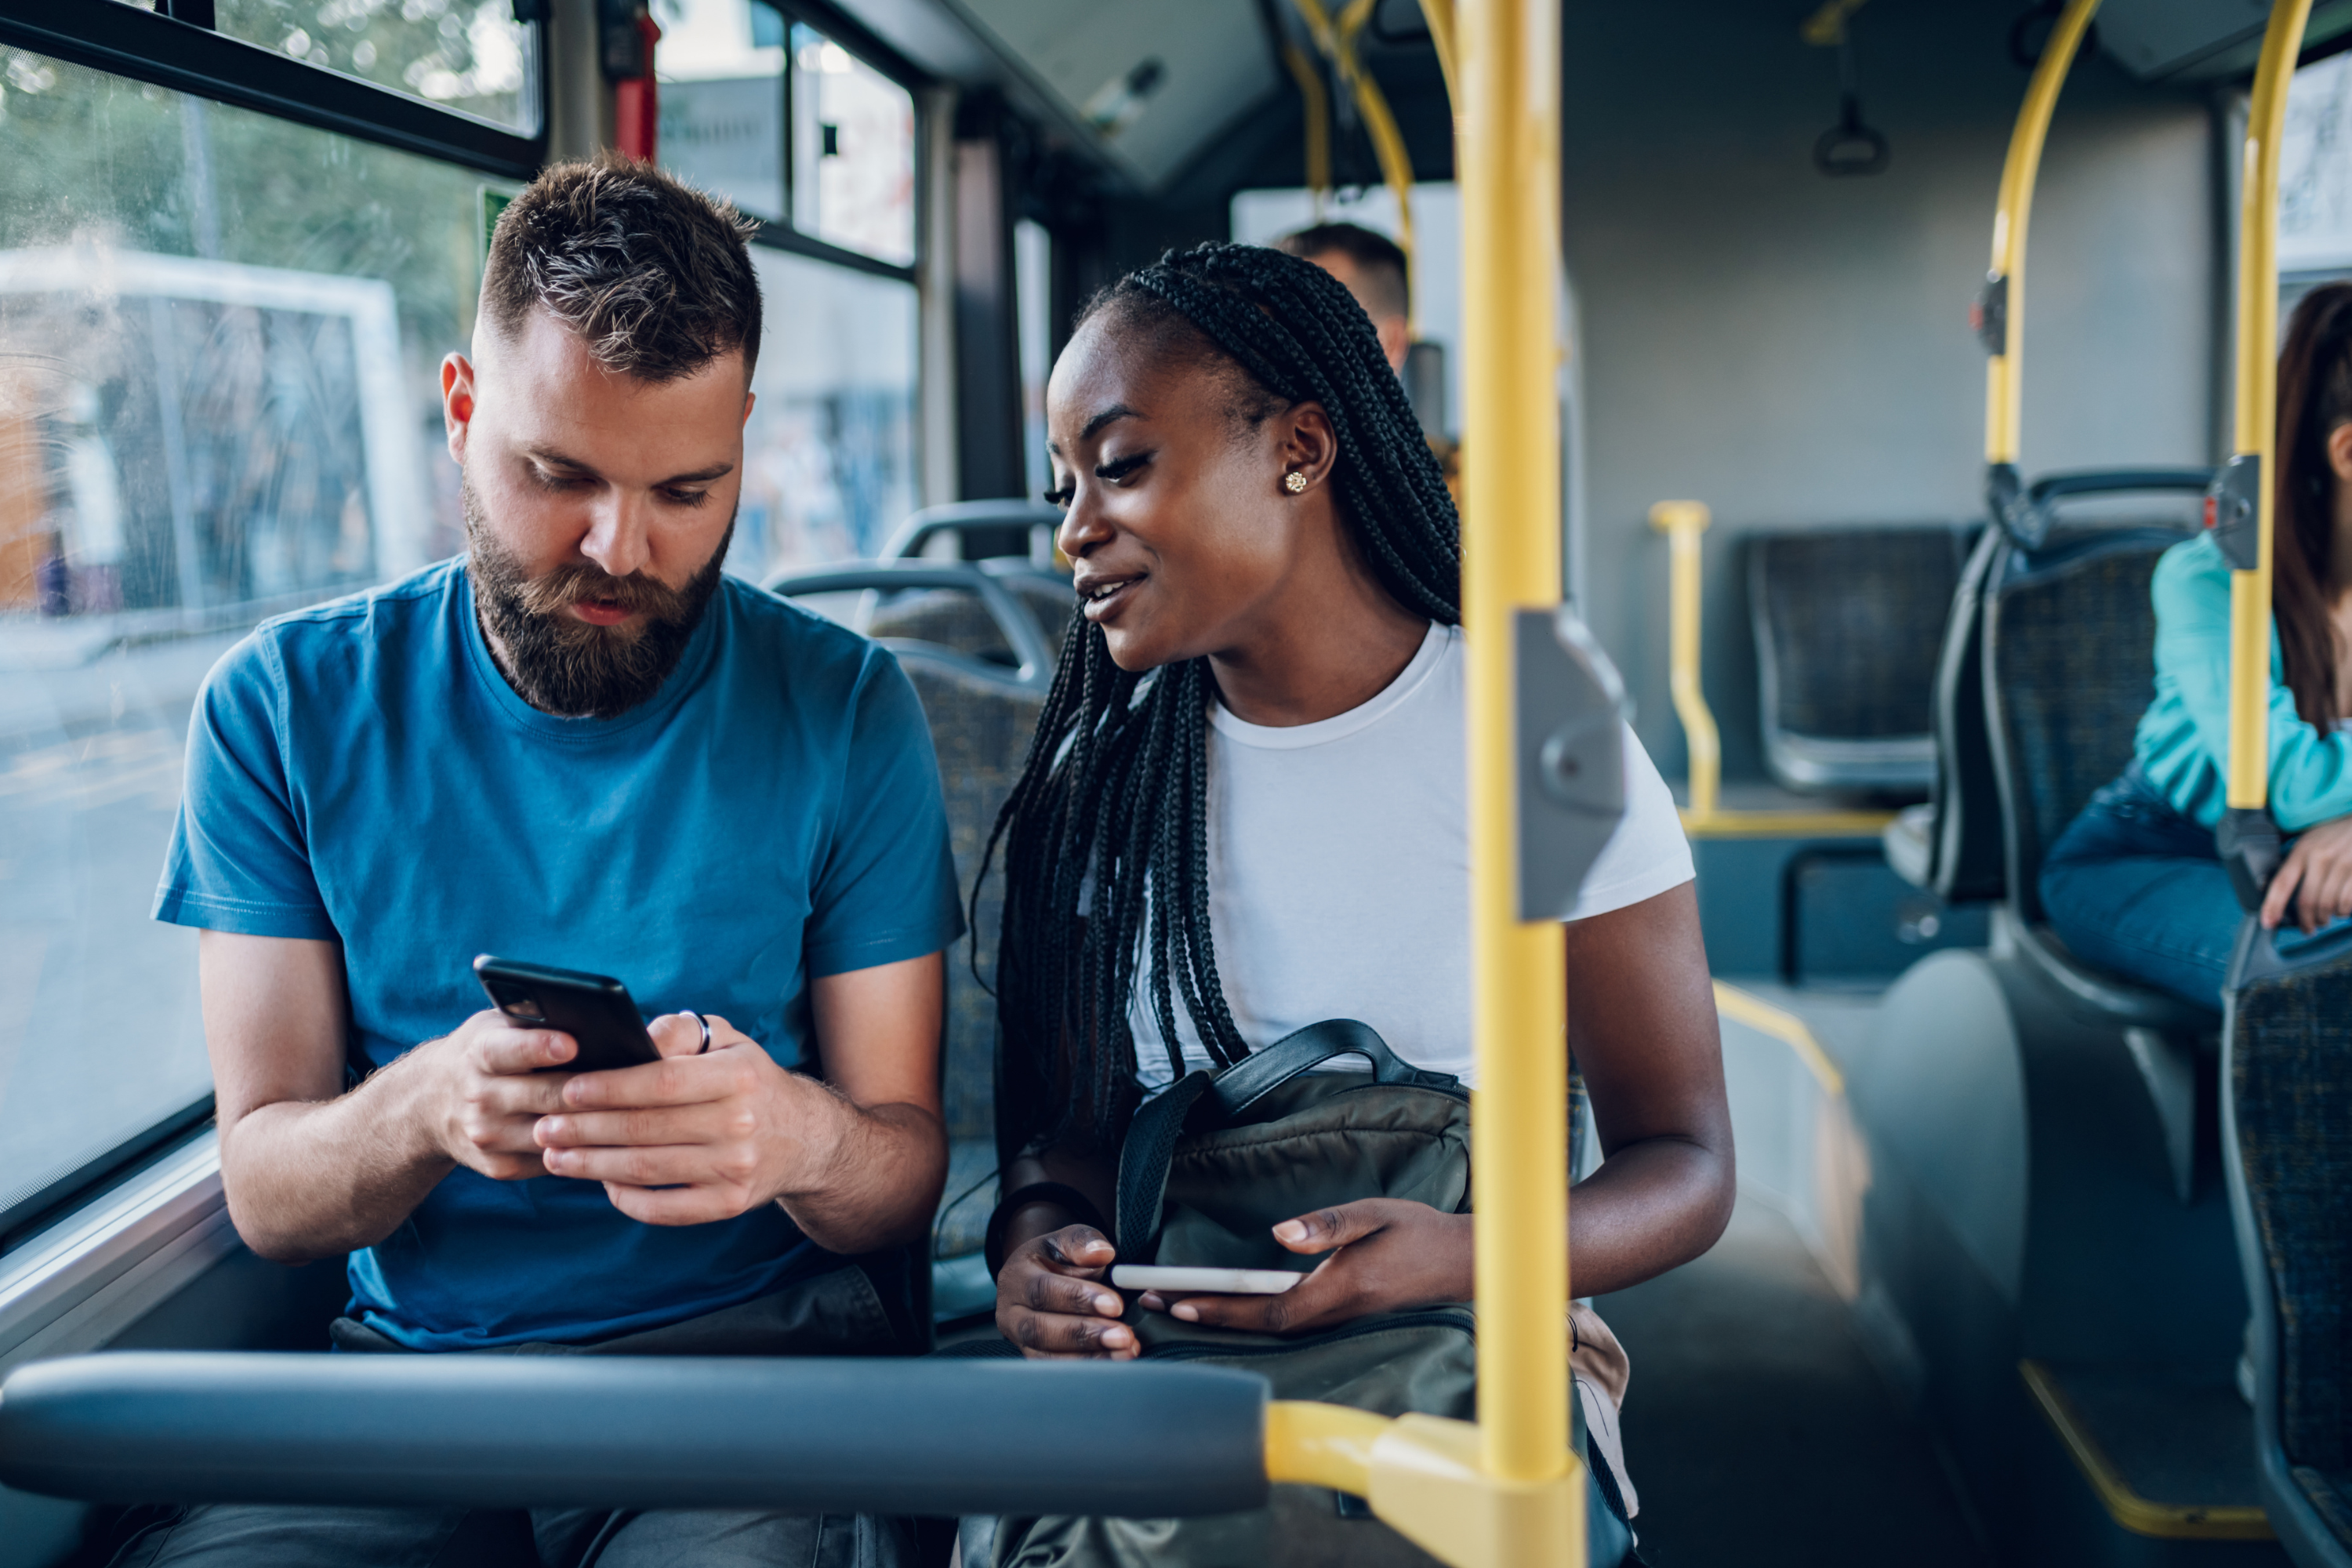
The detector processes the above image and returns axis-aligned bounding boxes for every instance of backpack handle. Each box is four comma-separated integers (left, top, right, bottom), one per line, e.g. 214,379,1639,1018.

1113,1021,1463,1261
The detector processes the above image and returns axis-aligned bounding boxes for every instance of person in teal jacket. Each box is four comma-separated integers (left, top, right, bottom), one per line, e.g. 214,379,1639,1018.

2042,282,2352,1007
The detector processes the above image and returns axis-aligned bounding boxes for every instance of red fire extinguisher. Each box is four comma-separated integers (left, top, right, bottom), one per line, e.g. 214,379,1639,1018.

607,4,662,162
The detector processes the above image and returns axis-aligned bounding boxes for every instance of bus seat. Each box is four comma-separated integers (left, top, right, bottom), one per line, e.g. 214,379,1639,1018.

1983,527,2218,1034
882,499,1063,565
1884,525,2009,898
1747,524,1973,797
765,564,1051,1324
2225,926,2352,1568
978,560,1076,664
1889,472,2209,900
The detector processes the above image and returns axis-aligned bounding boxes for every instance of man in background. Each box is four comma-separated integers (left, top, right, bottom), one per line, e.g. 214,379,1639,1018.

1278,221,1411,372
1279,221,1457,500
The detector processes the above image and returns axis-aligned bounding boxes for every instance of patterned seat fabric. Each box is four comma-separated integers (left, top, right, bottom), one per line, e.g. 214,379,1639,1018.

2296,1467,2352,1545
872,590,1020,667
1748,526,1972,794
895,659,1043,1259
1984,538,2169,923
2235,955,2352,1547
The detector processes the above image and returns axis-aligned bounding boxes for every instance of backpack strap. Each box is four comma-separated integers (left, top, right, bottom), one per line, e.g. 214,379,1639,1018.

1114,1071,1219,1261
1208,1018,1464,1120
1112,1021,1462,1263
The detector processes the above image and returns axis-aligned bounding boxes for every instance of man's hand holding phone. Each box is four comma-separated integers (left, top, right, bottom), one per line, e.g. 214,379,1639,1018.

532,1012,847,1226
423,1009,583,1181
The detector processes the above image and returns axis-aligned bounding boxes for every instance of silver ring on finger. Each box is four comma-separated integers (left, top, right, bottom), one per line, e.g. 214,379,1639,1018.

695,1013,712,1053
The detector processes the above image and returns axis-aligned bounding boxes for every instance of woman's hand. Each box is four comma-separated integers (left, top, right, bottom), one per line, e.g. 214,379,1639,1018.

2263,814,2352,934
1139,1200,1471,1336
996,1225,1138,1359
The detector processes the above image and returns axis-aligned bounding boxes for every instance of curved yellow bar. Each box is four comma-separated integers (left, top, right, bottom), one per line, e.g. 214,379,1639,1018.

1417,0,1459,114
1281,40,1333,196
1290,0,1422,318
1461,0,1570,1494
1265,1400,1388,1494
1648,501,1722,821
2228,0,2315,810
1984,0,2100,466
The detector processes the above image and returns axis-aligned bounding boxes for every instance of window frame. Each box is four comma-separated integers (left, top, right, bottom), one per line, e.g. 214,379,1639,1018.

0,0,546,1248
753,0,925,280
0,0,549,181
0,0,932,1254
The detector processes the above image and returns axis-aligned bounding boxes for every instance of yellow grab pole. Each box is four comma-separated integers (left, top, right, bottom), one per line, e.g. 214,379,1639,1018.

2229,0,2312,810
1648,502,1720,822
1984,0,2100,467
1295,0,1423,325
1418,0,1460,114
1281,40,1334,200
1461,0,1569,1495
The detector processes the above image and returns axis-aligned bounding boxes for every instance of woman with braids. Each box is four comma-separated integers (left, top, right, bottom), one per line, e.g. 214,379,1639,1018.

2043,281,2352,1007
978,242,1733,1490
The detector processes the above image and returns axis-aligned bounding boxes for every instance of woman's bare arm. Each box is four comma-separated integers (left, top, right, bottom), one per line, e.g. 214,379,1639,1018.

1560,879,1736,1295
1149,881,1733,1331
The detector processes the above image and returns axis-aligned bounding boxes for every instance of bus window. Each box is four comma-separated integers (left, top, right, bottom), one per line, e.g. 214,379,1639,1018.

0,48,485,1238
733,246,919,573
787,21,915,266
655,0,789,224
212,0,541,135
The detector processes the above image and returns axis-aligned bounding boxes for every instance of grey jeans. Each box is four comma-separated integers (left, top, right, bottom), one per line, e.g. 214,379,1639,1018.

100,1263,919,1568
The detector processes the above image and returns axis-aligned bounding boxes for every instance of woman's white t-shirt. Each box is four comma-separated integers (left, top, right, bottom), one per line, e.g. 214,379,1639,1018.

1128,621,1695,1090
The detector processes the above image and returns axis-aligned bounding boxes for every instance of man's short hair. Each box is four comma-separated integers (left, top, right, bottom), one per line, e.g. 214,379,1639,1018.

1276,222,1408,321
483,154,763,382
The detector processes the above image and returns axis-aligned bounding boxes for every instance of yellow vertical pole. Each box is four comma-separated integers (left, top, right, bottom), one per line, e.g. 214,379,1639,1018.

1648,502,1719,823
2229,0,2313,810
1461,0,1570,1494
1984,0,2101,468
1283,42,1334,201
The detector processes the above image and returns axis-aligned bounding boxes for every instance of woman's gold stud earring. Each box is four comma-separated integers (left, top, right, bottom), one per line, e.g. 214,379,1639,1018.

1283,470,1308,494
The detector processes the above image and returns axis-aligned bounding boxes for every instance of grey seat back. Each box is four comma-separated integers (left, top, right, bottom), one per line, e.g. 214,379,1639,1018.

1982,532,2176,924
883,499,1063,565
1918,525,2010,901
1748,525,1973,797
765,563,1058,1272
2227,948,2352,1566
1895,471,2209,900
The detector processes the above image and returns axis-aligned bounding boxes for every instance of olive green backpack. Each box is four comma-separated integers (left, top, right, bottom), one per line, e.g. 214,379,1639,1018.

992,1019,1632,1568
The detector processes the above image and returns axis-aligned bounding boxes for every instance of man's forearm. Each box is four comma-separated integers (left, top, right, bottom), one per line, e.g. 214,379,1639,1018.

775,1097,946,1254
221,1048,455,1263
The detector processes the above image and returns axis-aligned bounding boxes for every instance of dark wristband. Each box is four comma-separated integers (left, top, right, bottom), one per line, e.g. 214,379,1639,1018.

983,1181,1109,1278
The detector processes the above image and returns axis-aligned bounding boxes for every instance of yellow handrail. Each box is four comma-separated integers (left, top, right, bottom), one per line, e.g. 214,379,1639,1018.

1419,0,1459,114
1258,4,1587,1558
1461,0,1567,1497
1646,501,1896,839
1281,40,1334,200
1290,0,1423,327
2229,0,2314,810
1984,0,2100,468
1650,502,1721,819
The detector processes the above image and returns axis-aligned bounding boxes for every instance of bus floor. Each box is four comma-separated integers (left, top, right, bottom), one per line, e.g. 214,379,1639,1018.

1595,1191,1991,1566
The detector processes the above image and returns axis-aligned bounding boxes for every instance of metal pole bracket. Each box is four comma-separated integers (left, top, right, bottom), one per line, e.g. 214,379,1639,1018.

1515,605,1628,922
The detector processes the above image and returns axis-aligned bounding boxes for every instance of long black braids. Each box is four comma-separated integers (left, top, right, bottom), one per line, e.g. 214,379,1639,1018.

977,242,1463,1157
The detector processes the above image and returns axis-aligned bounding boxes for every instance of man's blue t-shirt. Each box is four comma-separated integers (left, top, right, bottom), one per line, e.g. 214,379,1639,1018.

154,559,964,1350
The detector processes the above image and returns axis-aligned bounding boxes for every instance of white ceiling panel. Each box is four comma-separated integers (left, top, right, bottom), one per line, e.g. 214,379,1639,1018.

2100,0,2352,80
950,0,1280,187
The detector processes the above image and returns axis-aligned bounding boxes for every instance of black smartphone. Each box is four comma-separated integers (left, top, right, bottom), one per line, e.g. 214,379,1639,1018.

471,955,663,1073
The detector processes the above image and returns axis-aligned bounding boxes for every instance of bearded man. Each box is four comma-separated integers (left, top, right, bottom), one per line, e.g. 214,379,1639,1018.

136,156,959,1566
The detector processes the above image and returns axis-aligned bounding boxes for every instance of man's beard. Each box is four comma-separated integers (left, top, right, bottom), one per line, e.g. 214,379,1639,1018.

463,476,734,720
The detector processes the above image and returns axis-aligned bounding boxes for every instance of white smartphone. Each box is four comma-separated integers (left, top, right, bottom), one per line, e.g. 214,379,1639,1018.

1109,1265,1305,1295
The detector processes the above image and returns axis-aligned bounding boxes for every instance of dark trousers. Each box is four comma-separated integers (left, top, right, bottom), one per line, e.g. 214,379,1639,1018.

100,1262,919,1568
